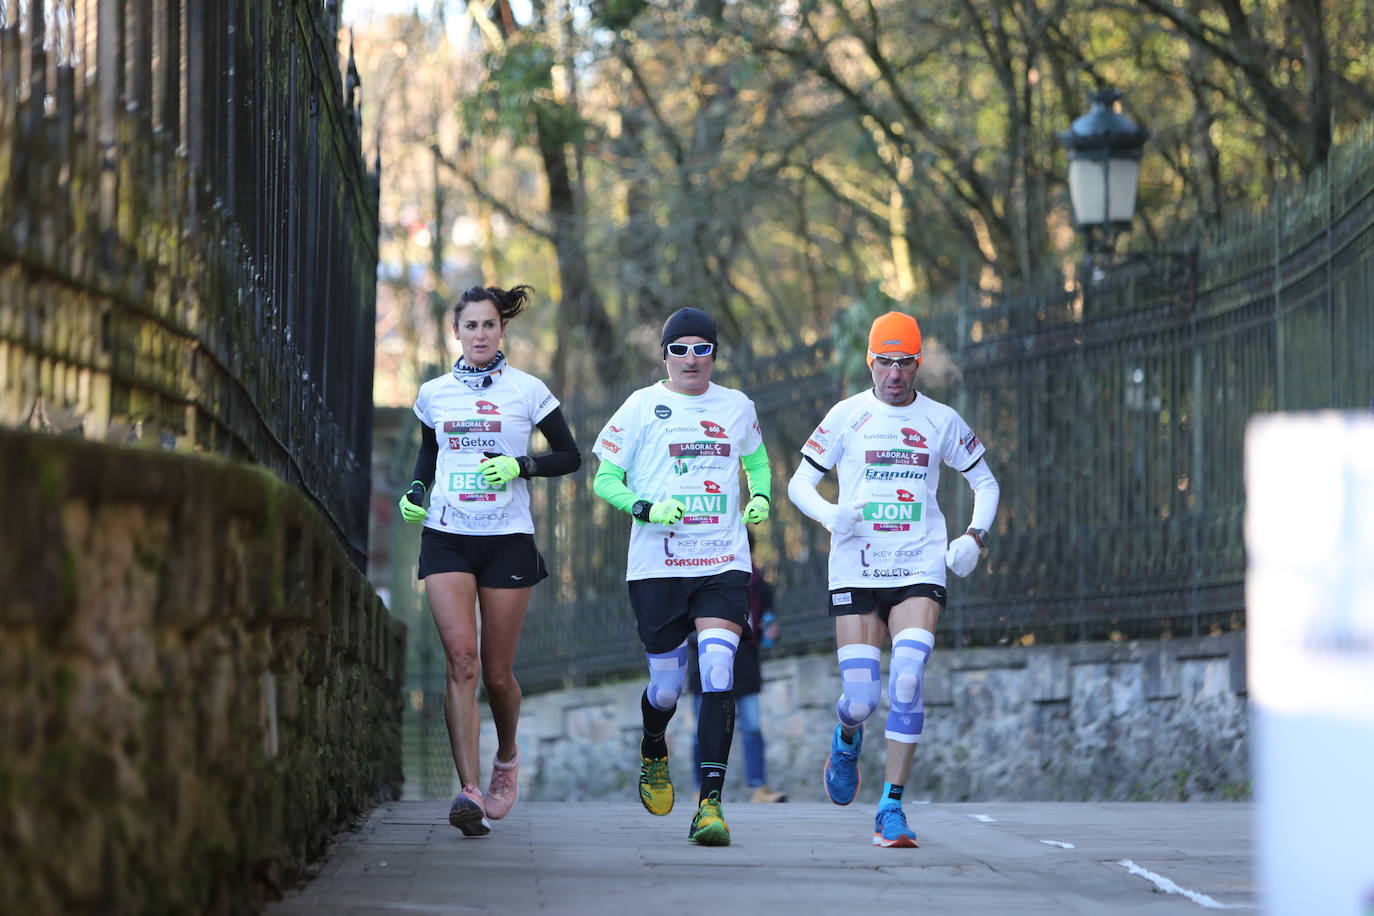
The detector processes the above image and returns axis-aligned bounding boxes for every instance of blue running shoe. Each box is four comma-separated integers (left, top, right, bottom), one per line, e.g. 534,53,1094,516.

873,806,918,847
822,724,862,805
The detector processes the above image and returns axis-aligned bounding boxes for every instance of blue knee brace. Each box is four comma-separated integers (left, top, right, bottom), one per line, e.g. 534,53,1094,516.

697,628,740,693
885,627,934,743
645,639,689,710
836,644,882,728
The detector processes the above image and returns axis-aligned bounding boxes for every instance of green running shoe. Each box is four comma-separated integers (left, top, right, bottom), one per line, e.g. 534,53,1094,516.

688,793,730,846
639,751,674,816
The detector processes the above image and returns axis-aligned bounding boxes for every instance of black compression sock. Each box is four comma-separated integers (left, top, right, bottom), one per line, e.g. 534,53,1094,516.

696,691,735,802
641,690,674,758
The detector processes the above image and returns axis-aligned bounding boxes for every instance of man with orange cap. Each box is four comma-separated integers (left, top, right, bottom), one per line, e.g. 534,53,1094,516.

787,310,1000,847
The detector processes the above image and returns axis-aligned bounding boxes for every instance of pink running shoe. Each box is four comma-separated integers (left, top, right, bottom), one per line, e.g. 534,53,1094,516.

449,784,491,837
486,748,520,820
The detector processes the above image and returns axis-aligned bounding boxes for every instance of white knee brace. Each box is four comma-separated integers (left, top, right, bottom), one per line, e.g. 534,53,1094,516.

645,639,689,710
697,628,741,693
836,644,882,727
885,627,934,743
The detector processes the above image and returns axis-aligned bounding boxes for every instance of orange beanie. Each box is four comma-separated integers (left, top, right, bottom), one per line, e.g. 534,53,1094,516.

867,311,922,367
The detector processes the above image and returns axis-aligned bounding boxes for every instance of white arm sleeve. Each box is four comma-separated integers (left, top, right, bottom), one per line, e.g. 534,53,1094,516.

962,458,1000,533
787,459,835,525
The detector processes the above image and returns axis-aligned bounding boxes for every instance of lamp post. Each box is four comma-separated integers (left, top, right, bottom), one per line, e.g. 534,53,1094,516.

1059,88,1149,277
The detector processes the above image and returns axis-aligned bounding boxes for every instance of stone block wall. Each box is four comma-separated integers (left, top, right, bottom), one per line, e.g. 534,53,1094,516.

0,429,406,914
494,633,1247,806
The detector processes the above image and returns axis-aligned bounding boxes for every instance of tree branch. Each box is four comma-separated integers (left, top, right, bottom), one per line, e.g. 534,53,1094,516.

430,144,556,241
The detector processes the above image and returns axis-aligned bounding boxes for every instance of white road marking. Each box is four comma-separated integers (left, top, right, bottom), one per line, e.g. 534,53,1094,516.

968,814,996,823
1117,860,1254,909
1040,840,1075,848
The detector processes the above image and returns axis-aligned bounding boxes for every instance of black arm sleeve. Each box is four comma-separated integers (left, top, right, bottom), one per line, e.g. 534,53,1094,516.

525,407,582,478
410,423,438,489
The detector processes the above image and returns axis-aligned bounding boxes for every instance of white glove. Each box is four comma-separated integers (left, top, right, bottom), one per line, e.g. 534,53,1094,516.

945,534,981,577
821,500,867,536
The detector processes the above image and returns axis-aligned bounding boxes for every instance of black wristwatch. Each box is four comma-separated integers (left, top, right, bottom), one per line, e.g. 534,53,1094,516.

517,455,537,478
967,527,989,548
632,499,653,522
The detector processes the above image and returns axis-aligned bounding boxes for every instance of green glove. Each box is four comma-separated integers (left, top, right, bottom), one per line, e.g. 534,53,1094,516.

479,454,521,486
398,481,428,524
648,498,686,526
743,494,770,525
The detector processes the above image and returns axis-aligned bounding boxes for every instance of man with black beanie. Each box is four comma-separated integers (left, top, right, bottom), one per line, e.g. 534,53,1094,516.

591,307,773,846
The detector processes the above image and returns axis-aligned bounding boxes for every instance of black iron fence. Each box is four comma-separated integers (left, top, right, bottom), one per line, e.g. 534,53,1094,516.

500,129,1374,694
0,0,379,564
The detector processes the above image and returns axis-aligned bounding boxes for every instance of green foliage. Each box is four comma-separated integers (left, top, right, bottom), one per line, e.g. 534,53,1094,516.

591,0,649,33
359,0,1374,388
462,38,544,137
830,281,899,389
1173,766,1191,800
35,450,66,504
463,36,586,147
1221,780,1252,801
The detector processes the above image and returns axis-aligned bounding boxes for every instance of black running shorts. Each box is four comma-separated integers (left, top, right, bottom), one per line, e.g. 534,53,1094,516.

418,529,548,588
628,570,750,654
828,582,946,625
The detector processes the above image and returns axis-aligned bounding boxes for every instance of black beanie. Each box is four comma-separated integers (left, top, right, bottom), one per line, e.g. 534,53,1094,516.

660,307,718,349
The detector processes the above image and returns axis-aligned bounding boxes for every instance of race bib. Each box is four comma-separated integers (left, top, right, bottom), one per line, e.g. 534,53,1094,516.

855,447,929,538
672,479,731,530
439,418,514,510
859,489,925,537
444,467,511,507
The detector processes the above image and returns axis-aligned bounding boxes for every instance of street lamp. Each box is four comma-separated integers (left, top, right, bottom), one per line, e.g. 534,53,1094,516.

1059,88,1149,260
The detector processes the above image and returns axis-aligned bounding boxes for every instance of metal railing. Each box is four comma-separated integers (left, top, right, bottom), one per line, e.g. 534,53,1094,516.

0,0,379,564
507,129,1374,694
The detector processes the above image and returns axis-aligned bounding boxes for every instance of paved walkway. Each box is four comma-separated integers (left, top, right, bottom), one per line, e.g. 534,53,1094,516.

266,800,1255,914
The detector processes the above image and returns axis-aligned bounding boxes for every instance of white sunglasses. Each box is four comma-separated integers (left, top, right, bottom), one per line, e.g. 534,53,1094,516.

869,351,919,369
666,342,715,357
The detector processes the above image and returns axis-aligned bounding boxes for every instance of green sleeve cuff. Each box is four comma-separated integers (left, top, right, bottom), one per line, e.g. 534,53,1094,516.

593,458,641,515
741,442,772,502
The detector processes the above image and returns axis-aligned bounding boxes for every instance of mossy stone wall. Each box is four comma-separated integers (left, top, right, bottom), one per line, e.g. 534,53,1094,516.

0,428,406,914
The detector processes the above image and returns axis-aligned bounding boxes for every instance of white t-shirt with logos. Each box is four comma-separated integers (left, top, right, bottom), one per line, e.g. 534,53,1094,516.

800,389,986,589
413,366,559,535
593,381,763,581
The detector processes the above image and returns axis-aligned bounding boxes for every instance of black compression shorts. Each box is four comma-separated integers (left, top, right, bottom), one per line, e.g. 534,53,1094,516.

828,582,946,625
418,529,548,588
627,570,750,654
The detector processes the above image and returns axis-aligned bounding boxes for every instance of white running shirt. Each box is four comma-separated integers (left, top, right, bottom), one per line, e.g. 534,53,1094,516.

413,366,559,535
800,390,986,589
593,381,763,581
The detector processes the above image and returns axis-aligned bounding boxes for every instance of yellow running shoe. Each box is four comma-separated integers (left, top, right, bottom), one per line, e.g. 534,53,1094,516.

688,793,730,846
639,752,674,816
